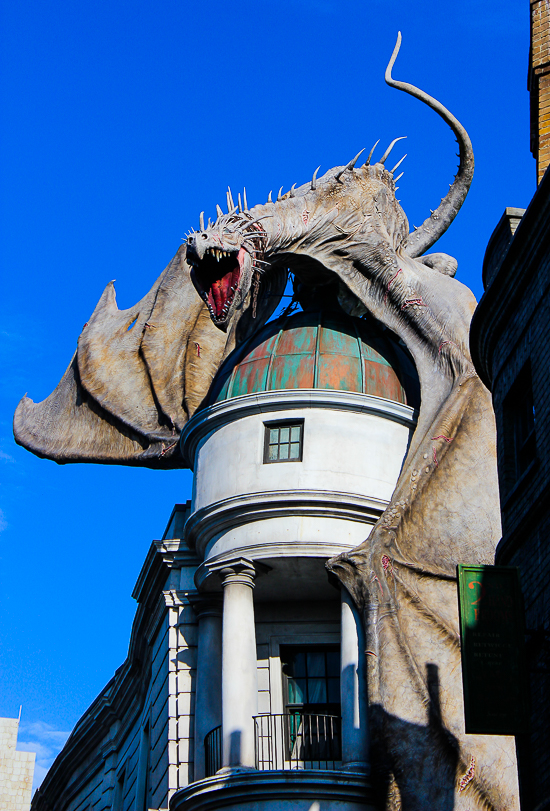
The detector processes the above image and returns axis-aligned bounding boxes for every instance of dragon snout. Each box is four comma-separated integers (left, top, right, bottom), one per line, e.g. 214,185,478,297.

186,232,209,262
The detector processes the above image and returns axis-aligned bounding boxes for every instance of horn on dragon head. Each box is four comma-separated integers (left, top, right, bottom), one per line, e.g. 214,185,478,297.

385,31,474,257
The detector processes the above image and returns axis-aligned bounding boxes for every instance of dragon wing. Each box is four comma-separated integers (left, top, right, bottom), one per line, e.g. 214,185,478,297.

13,245,229,468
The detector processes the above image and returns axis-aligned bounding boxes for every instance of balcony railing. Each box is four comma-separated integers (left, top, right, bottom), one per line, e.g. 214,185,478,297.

204,724,222,777
204,713,342,776
255,712,341,771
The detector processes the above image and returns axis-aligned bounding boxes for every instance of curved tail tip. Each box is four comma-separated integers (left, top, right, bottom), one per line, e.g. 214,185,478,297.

385,31,403,84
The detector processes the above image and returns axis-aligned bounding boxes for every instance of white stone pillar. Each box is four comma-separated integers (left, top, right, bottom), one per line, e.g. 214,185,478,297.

191,596,222,780
340,588,369,772
219,559,258,770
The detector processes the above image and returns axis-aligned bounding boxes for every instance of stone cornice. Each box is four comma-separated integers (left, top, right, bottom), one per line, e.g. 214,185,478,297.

181,389,417,468
470,166,550,388
195,544,357,591
170,769,375,811
185,488,386,558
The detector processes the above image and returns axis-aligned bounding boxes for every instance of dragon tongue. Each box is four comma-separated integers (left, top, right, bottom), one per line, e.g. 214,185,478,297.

211,269,236,317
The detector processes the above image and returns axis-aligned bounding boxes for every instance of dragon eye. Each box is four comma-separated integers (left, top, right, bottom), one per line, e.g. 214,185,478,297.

200,233,208,239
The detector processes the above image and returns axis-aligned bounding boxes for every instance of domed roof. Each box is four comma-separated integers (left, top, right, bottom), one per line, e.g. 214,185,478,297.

208,308,420,408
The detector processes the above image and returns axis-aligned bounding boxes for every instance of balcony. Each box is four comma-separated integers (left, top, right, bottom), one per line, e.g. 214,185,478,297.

204,712,341,776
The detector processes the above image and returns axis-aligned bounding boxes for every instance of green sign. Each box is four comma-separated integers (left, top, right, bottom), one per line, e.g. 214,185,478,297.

457,565,529,735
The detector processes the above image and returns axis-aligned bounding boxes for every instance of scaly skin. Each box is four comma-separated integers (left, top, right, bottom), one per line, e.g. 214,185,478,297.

13,35,519,809
185,54,518,811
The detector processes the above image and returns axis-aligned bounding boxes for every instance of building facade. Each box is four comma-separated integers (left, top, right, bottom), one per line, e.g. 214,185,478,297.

471,171,550,811
469,4,550,809
0,717,35,811
32,304,420,811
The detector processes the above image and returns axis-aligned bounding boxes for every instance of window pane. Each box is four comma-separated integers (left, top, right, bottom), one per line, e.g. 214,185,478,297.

326,651,339,677
293,652,306,676
288,678,306,704
307,678,327,704
307,652,325,677
264,422,303,464
328,678,340,703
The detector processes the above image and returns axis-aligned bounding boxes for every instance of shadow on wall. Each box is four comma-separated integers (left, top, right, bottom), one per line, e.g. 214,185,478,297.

371,664,459,811
228,730,242,768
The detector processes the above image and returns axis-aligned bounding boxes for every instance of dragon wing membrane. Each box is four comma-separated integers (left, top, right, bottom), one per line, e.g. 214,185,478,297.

14,246,231,468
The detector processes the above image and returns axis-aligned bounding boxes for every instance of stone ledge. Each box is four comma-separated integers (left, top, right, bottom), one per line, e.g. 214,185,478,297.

181,389,417,469
186,488,386,558
170,769,377,811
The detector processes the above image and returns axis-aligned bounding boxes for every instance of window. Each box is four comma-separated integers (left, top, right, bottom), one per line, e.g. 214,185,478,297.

280,646,340,714
264,420,304,463
111,769,125,811
279,646,341,763
503,362,537,488
135,723,150,811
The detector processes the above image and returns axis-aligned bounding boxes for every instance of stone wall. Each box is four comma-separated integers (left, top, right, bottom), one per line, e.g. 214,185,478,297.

530,0,550,182
30,517,201,811
470,170,550,810
0,718,35,811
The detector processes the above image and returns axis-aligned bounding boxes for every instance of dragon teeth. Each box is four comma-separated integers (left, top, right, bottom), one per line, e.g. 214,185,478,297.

204,247,234,260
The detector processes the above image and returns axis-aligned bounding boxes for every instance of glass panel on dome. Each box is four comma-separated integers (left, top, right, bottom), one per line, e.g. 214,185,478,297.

263,420,303,463
269,354,315,390
319,321,360,357
317,356,361,392
231,359,270,397
364,359,406,402
276,323,317,356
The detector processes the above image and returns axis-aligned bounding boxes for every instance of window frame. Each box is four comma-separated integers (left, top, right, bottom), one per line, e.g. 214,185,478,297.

503,361,537,492
279,644,341,715
263,419,305,464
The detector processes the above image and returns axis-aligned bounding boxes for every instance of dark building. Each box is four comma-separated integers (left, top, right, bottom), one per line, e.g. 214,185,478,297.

470,5,550,808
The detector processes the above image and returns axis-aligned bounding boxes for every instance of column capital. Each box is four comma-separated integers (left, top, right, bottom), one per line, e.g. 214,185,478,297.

210,557,257,589
188,594,223,619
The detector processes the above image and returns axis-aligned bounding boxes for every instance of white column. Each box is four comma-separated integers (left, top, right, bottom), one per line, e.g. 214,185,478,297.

340,588,369,773
191,596,222,780
219,559,258,770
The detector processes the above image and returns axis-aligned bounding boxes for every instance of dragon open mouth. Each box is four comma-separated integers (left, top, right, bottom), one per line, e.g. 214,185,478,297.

189,247,246,323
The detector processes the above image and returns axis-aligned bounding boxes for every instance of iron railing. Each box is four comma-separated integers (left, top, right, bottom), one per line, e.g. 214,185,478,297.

204,724,222,777
204,713,342,775
254,712,341,770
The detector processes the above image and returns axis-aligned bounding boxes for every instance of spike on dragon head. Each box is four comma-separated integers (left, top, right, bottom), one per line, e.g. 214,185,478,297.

187,32,473,333
187,152,410,332
186,211,269,329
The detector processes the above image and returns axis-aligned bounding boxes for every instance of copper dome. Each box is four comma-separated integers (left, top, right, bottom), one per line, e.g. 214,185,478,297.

207,309,420,407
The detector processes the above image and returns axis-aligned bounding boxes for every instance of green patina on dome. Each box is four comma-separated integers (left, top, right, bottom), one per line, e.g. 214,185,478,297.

208,309,420,407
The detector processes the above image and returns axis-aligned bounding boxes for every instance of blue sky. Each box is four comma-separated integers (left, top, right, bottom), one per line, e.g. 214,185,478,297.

0,0,532,789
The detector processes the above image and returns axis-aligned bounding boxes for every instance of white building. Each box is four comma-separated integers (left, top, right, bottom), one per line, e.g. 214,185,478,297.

0,717,35,811
32,303,419,811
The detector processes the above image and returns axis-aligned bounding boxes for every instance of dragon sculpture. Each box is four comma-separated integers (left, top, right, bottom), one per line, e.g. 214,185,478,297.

14,34,519,811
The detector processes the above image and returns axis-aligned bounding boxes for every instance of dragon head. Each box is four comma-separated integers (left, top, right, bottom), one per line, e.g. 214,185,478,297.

187,147,410,331
186,206,269,332
187,32,474,334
